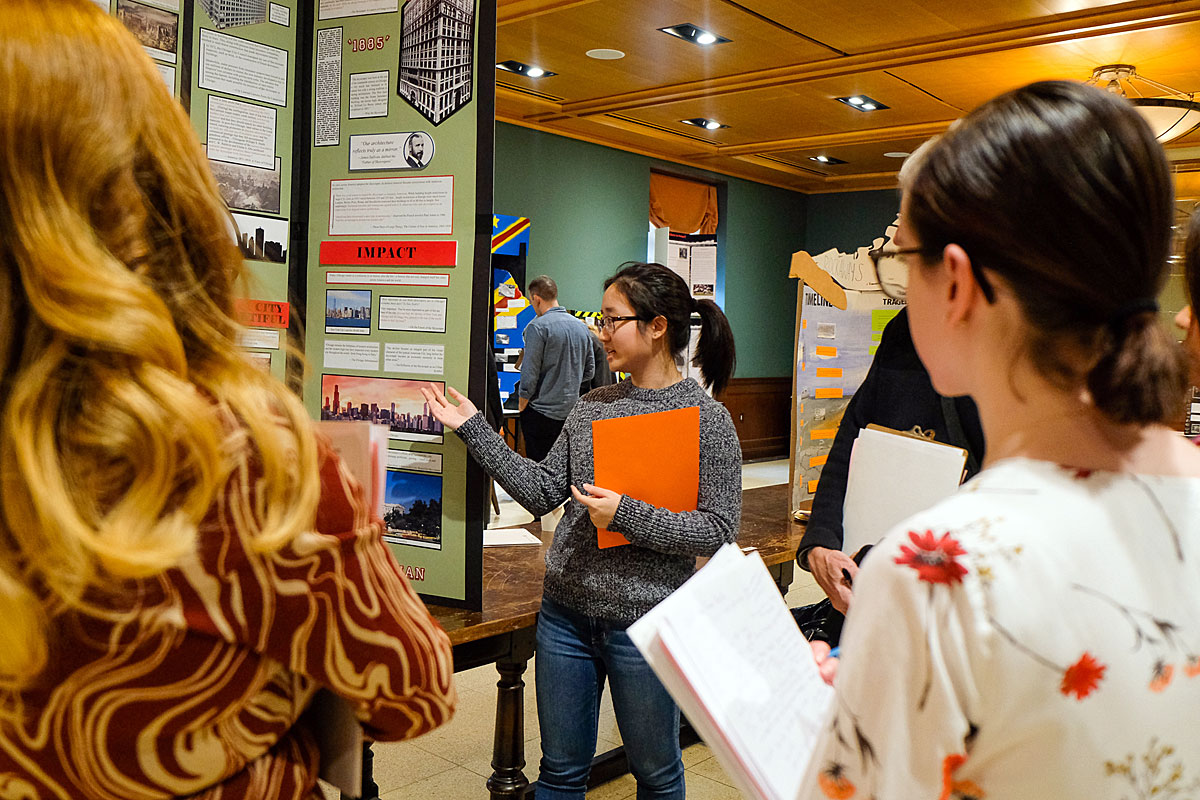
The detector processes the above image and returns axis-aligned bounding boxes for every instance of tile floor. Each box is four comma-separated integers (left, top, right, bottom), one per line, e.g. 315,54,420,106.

323,458,824,800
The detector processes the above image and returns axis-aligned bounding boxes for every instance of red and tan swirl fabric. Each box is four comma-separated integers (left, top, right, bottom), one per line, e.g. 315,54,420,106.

0,438,456,799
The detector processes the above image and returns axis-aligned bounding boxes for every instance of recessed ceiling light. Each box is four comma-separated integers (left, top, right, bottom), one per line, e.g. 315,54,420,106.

809,155,847,165
659,23,731,46
884,152,911,158
681,117,728,131
495,60,556,78
586,48,625,60
836,95,889,112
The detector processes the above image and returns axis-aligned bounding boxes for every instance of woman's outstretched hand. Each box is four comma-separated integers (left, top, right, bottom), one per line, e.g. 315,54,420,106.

420,385,478,432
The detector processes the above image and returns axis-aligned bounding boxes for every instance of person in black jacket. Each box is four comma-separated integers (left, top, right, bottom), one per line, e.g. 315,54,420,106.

796,307,985,617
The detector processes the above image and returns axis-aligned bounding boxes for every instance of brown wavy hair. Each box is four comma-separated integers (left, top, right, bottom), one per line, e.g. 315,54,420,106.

905,81,1186,425
0,0,319,696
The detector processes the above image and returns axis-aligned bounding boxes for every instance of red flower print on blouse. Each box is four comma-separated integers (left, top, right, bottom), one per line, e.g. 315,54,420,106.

1060,652,1106,700
939,753,986,800
818,763,856,799
1186,656,1200,678
1149,661,1174,692
894,530,968,585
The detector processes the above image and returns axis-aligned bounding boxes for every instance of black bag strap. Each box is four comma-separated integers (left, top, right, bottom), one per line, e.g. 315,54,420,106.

941,396,981,476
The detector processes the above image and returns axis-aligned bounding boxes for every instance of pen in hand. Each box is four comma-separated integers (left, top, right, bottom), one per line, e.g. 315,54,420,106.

828,647,841,658
841,568,854,588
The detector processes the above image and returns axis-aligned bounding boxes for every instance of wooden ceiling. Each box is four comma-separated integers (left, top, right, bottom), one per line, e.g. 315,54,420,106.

495,0,1200,193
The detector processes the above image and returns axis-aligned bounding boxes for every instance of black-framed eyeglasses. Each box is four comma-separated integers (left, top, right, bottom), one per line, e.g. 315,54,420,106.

598,315,642,332
867,246,996,303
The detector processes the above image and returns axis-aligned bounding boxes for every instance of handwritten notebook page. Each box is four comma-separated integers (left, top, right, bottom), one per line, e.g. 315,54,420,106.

591,406,700,548
628,545,834,800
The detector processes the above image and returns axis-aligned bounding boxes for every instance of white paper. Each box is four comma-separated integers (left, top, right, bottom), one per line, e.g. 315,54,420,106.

629,545,834,800
841,427,967,556
238,328,280,349
384,343,443,376
198,28,288,107
245,351,272,369
349,133,405,171
326,271,449,287
668,243,690,284
378,296,447,333
324,340,380,371
483,528,543,547
116,0,179,64
329,177,453,235
269,2,290,25
318,0,396,19
386,449,443,474
690,243,717,298
315,27,342,147
495,315,517,330
349,131,434,171
156,62,176,91
207,95,276,169
349,71,390,119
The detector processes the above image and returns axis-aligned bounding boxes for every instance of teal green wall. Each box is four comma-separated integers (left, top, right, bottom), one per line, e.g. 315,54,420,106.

493,122,807,378
804,189,900,254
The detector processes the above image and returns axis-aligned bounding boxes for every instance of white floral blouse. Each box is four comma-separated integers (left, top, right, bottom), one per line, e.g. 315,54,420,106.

797,458,1200,800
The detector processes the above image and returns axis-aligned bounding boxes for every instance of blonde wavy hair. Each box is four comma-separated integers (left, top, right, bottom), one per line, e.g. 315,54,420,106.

0,0,320,692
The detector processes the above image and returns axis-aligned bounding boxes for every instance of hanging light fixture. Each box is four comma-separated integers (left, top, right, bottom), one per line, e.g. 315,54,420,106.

1086,65,1200,144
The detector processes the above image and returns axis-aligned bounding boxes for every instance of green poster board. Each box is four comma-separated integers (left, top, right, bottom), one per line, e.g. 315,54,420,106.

189,0,301,381
304,0,493,607
106,0,493,609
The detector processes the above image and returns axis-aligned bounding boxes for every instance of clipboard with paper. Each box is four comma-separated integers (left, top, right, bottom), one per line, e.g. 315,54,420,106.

841,423,968,555
591,406,700,549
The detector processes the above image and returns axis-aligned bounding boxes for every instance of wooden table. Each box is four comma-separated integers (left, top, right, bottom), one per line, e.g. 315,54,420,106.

358,483,805,800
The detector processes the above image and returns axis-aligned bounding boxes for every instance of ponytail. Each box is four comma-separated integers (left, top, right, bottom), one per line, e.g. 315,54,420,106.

604,262,736,395
1087,311,1187,425
693,298,736,396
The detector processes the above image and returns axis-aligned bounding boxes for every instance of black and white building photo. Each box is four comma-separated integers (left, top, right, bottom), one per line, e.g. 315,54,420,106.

199,0,268,29
397,0,475,126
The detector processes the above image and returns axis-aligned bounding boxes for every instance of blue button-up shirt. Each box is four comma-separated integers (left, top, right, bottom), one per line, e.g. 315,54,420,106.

519,306,596,420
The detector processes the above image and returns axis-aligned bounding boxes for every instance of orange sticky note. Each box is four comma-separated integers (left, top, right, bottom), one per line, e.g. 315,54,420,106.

591,407,700,549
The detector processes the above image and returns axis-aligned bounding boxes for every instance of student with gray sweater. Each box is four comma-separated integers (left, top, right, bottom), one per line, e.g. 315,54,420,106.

423,262,741,800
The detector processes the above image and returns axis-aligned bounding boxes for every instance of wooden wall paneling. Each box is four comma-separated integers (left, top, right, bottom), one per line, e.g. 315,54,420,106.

718,377,793,460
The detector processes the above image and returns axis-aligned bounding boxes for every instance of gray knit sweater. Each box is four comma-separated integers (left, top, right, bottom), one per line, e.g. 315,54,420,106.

456,378,742,623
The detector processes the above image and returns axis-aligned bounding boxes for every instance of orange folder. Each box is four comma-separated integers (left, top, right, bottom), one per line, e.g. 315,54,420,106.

591,406,700,548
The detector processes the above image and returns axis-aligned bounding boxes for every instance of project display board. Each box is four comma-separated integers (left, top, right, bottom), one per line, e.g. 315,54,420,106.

305,0,493,607
102,0,300,380
190,0,300,380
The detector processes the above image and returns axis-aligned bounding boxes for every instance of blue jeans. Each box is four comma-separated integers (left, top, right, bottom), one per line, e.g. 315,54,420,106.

534,596,685,800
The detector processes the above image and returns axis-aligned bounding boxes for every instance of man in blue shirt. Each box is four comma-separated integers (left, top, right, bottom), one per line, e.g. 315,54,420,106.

519,276,596,461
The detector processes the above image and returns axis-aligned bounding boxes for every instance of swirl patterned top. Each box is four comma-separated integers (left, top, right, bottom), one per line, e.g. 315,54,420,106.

0,437,456,799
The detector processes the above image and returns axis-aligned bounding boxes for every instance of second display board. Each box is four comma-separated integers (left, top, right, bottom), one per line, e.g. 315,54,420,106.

305,0,492,607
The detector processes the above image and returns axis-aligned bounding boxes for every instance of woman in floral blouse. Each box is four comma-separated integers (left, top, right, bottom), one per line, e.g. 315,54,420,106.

798,81,1200,800
0,2,454,797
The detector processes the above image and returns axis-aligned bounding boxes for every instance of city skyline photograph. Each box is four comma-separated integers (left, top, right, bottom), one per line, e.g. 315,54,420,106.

326,289,372,334
320,374,444,443
231,211,288,264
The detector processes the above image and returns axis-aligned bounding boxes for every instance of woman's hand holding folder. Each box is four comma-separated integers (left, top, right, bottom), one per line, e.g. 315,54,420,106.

570,483,622,530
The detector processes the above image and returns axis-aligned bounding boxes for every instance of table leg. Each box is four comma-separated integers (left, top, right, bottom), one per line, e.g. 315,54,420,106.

487,626,536,800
